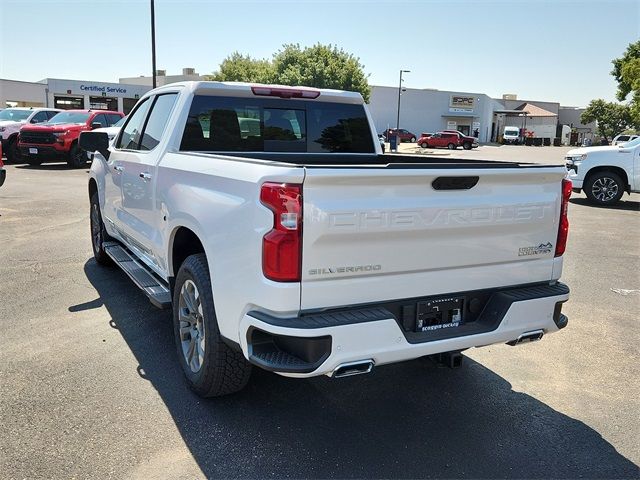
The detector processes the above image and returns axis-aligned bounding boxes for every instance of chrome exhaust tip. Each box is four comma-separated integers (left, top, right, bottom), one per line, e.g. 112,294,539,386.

332,360,374,378
507,329,544,346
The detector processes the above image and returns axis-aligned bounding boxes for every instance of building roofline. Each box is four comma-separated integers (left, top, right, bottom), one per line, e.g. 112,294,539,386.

371,84,489,98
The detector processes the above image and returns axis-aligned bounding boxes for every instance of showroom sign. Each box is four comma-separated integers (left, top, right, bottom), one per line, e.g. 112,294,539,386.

450,95,475,111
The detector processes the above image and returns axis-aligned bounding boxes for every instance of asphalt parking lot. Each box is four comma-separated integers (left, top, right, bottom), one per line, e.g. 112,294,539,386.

1,148,639,479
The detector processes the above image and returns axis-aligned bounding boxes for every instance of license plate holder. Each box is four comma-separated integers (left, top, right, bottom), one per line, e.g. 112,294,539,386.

29,148,38,155
416,296,464,332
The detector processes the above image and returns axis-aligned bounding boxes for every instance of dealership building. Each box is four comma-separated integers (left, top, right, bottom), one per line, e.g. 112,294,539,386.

1,71,596,145
0,78,151,114
366,86,597,144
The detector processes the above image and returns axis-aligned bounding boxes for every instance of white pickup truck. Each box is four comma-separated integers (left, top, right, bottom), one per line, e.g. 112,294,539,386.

80,81,571,397
566,137,640,205
0,107,61,162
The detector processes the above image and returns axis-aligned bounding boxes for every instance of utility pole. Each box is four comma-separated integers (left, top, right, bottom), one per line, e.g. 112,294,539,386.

151,0,157,89
396,69,410,131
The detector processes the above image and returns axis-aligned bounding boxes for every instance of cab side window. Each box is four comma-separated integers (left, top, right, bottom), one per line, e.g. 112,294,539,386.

92,114,107,128
116,98,151,150
106,113,123,126
31,111,48,124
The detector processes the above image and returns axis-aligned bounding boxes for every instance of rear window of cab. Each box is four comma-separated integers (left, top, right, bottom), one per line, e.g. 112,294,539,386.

180,95,374,154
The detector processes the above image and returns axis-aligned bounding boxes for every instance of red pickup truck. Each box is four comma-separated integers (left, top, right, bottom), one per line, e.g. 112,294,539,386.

19,109,124,168
420,131,479,150
442,130,479,150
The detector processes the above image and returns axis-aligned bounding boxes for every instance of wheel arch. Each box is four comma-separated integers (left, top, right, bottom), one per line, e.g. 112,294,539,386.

88,177,98,201
169,226,206,280
585,166,630,193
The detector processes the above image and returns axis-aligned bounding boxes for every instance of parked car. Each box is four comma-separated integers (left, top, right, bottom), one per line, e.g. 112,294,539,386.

612,133,639,145
0,143,5,187
383,128,417,143
80,81,571,397
441,130,479,150
566,136,640,206
419,131,461,149
0,107,60,163
19,109,124,168
417,132,433,148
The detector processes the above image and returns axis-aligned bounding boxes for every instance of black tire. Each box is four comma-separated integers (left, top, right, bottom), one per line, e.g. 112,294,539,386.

463,142,472,150
420,142,428,149
5,137,21,164
90,192,113,266
173,254,252,397
410,136,416,143
68,143,87,169
584,171,625,206
447,143,456,150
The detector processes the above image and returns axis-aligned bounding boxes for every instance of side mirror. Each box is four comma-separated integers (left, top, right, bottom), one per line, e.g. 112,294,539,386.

91,122,103,130
79,131,110,160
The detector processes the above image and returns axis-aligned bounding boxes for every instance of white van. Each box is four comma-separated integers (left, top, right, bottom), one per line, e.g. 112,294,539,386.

503,126,520,144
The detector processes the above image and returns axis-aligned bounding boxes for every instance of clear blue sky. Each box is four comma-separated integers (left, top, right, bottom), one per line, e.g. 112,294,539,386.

1,0,638,106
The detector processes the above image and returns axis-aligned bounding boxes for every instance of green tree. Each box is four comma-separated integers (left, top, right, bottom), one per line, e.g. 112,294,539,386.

611,41,640,126
207,44,371,102
581,99,633,141
272,44,371,102
207,52,274,84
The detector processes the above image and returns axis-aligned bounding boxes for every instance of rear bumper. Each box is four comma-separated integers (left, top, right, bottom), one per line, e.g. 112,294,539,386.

239,282,570,377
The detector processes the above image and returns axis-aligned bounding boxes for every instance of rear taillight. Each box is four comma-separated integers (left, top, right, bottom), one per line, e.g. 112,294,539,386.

555,179,572,257
260,182,302,282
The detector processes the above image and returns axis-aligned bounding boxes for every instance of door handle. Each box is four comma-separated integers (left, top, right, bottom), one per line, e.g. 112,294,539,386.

113,165,124,172
139,172,152,181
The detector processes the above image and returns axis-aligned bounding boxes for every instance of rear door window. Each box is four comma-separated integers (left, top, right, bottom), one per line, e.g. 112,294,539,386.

180,95,374,154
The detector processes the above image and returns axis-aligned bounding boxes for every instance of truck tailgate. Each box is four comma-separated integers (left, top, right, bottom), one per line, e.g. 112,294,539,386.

301,166,565,310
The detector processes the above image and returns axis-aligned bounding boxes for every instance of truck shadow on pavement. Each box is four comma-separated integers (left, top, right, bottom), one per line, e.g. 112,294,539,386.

570,197,640,211
78,259,638,479
14,163,79,171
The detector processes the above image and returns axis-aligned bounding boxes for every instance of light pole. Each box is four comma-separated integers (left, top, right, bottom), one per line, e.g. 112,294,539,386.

396,69,410,131
150,0,157,89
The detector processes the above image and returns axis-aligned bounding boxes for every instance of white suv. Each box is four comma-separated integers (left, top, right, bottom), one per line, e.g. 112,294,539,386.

0,107,60,162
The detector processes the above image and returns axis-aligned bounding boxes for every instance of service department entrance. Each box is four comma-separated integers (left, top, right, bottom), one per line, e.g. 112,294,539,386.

89,96,118,111
54,95,83,110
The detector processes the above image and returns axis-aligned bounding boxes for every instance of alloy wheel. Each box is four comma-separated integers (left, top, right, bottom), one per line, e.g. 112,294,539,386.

178,279,206,373
591,177,618,202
